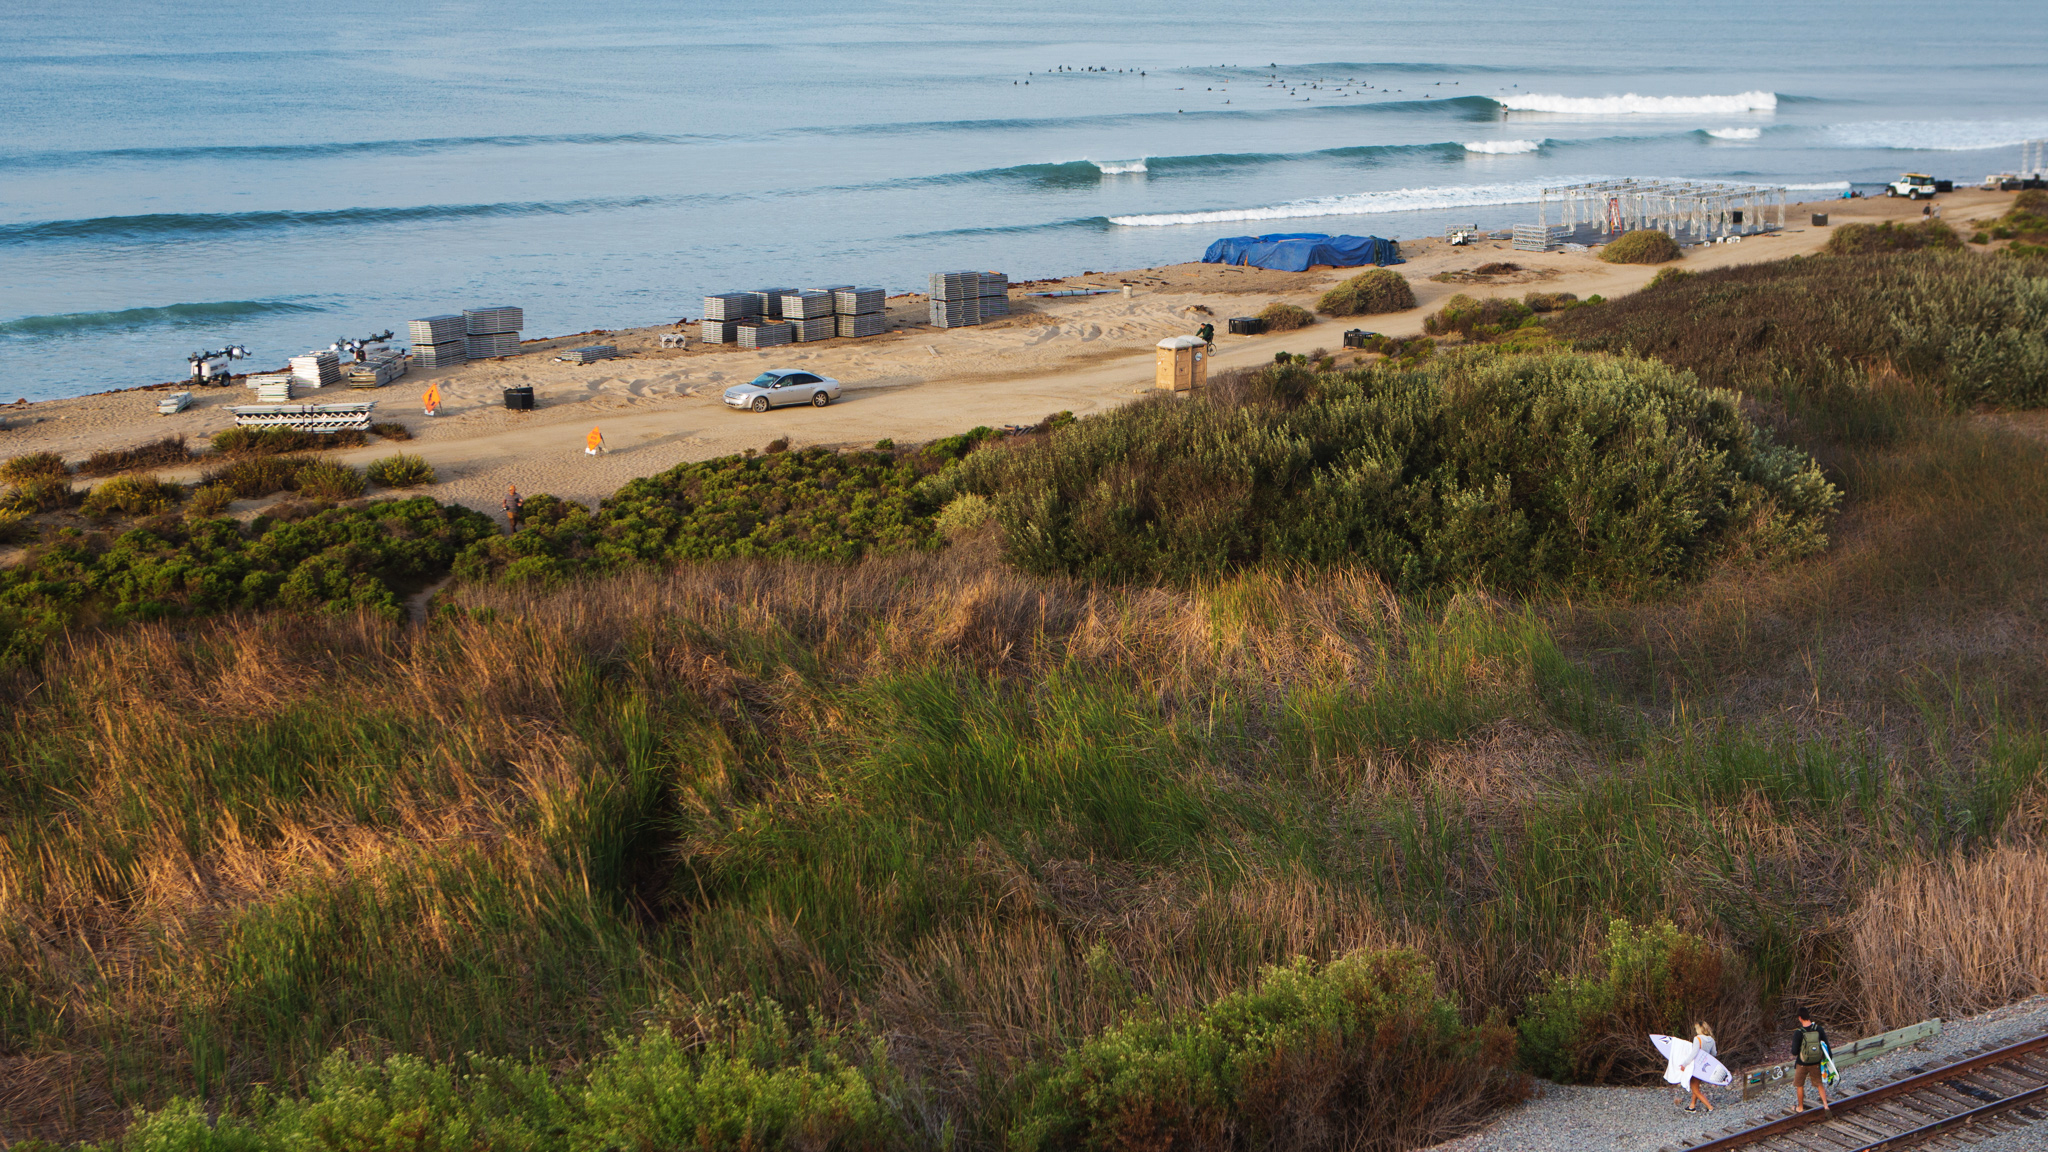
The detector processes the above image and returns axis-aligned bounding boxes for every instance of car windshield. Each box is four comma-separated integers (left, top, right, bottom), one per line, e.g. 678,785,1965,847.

746,372,781,387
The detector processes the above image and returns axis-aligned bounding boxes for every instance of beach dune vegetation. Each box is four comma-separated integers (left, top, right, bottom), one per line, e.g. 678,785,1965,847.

1318,268,1417,316
1598,229,1682,264
1257,301,1317,330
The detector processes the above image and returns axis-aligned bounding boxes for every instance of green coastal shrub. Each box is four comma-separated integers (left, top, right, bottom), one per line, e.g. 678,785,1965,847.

1257,301,1317,330
80,474,184,518
1318,268,1417,316
186,483,237,518
1423,294,1535,339
201,454,308,498
0,475,77,513
111,999,912,1152
1011,949,1521,1152
79,434,196,478
927,349,1838,592
0,497,498,664
1523,290,1580,312
367,453,436,488
1599,229,1683,264
453,446,941,585
0,508,30,544
1517,918,1744,1085
370,420,413,441
292,460,365,501
1824,219,1962,255
933,493,995,538
1552,250,2048,411
210,426,367,457
1,451,70,483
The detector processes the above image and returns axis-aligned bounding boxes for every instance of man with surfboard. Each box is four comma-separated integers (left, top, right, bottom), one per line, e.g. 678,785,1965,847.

1792,1009,1834,1111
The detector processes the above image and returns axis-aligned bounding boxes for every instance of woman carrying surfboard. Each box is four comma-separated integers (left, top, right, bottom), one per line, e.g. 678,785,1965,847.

1652,1026,1733,1112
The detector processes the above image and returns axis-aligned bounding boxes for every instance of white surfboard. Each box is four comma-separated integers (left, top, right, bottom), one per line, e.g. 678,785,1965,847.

1651,1033,1735,1086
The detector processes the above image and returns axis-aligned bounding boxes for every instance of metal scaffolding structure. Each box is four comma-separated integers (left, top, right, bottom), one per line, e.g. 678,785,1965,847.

1517,179,1788,250
2026,139,2046,180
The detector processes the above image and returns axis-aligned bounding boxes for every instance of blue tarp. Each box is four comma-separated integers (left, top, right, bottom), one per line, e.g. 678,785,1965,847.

1200,233,1403,271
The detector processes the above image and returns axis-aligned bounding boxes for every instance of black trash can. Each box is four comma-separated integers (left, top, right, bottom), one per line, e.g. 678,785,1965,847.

1935,179,1954,193
1811,213,1829,227
1343,329,1379,349
503,386,535,410
1228,316,1267,336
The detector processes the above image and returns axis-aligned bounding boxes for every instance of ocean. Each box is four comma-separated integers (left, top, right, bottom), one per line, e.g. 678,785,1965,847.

3,0,2045,403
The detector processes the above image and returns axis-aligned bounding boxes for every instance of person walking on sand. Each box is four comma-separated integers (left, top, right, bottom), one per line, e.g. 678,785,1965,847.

1792,1010,1832,1112
586,427,605,456
501,484,522,531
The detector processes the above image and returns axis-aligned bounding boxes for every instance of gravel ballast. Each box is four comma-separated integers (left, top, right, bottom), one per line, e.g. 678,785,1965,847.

1427,995,2048,1152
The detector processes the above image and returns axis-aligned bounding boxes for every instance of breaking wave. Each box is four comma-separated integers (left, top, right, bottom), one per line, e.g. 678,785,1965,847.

1092,159,1149,174
1820,120,2048,151
1706,127,1763,140
1462,139,1541,154
0,299,325,336
1109,179,1580,227
1499,91,1778,116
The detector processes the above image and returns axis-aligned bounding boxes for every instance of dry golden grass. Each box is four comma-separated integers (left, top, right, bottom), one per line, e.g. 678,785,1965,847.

1848,845,2048,1031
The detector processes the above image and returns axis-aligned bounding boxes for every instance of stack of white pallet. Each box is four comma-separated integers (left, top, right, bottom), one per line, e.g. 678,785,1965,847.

736,322,793,350
245,371,293,392
781,291,835,342
156,391,193,415
749,288,795,319
346,349,409,388
464,305,523,359
928,271,983,328
228,402,376,432
701,293,760,344
409,315,468,368
834,287,886,338
558,345,621,364
979,271,1010,318
290,350,341,388
256,379,294,403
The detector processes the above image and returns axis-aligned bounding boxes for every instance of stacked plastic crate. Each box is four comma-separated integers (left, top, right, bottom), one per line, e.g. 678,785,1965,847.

749,288,795,320
928,271,982,328
346,349,409,388
464,305,523,359
978,272,1010,318
781,290,835,342
834,287,886,338
736,321,792,350
409,315,468,368
247,372,295,402
701,293,759,344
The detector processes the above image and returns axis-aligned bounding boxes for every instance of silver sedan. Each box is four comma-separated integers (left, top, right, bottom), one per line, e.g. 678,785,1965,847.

723,370,842,412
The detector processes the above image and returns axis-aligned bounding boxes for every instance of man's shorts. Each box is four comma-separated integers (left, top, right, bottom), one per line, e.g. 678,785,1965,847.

1794,1062,1823,1091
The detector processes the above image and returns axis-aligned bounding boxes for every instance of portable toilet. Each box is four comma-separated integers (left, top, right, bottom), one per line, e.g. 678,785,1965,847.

1155,335,1207,393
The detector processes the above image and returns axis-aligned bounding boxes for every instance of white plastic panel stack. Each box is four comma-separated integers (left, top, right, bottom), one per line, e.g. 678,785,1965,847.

978,272,1010,318
749,288,795,319
559,345,621,364
791,316,835,342
700,319,738,345
245,371,293,392
409,315,468,368
290,350,341,388
834,287,886,338
928,271,984,328
703,293,759,320
464,305,523,359
736,321,793,350
780,290,834,320
257,378,294,403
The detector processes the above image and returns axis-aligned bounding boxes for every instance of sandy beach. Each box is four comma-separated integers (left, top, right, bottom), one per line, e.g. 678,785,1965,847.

0,189,2013,517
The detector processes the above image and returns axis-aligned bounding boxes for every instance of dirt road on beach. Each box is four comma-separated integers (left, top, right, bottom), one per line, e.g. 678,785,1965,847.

0,189,2013,516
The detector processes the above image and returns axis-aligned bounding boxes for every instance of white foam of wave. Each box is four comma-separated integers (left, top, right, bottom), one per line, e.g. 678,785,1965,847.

1821,120,2048,152
1092,158,1148,174
1501,91,1777,116
1782,181,1851,191
1463,139,1541,154
1109,179,1584,227
1706,127,1762,140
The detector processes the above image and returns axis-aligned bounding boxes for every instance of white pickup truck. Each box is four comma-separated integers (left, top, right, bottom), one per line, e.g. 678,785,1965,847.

1887,173,1938,199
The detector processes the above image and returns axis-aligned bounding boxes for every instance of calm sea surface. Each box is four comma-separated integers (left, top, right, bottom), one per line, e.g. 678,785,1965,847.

3,0,2045,401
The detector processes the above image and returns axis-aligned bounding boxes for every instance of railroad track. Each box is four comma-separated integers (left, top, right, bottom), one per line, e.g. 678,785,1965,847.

1666,1031,2048,1152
